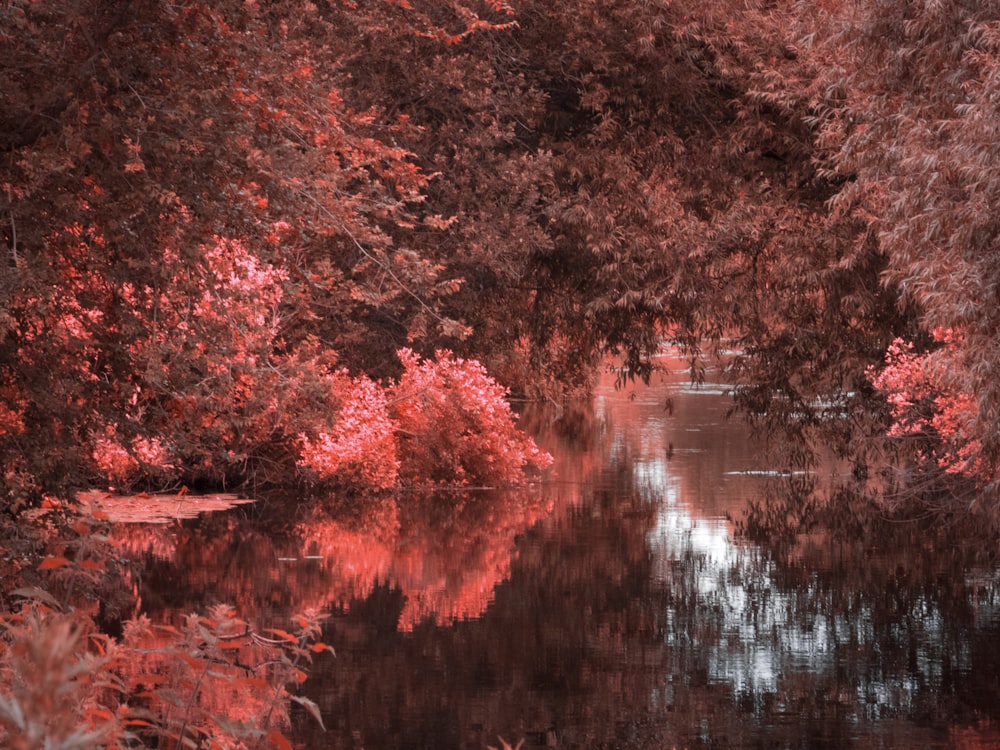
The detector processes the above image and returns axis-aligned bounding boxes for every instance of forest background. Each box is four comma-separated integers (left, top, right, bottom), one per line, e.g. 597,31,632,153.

5,0,1000,745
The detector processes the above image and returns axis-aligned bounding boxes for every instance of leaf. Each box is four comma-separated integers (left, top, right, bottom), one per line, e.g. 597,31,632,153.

265,628,299,644
268,730,293,750
291,695,326,730
10,587,61,607
179,651,204,670
309,642,335,654
79,558,104,571
38,556,70,570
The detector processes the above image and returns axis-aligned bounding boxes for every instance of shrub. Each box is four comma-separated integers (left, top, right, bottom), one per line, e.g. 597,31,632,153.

0,599,329,749
297,372,399,490
389,349,552,487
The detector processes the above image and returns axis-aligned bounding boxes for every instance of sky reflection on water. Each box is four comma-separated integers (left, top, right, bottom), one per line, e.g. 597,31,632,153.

535,357,1000,747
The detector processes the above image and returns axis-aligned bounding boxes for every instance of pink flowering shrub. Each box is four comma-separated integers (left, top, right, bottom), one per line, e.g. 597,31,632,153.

81,234,294,486
297,349,551,490
389,349,552,487
869,329,987,482
90,425,177,491
90,427,140,488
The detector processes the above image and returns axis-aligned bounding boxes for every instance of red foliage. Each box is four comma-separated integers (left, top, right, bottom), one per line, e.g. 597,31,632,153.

869,329,990,485
3,0,994,519
288,484,554,630
0,0,493,500
0,506,329,749
0,599,327,749
297,373,399,490
390,349,552,487
295,349,552,491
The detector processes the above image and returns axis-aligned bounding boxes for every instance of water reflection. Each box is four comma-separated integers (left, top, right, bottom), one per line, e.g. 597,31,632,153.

109,484,551,634
294,488,553,631
603,361,1000,746
115,354,1000,749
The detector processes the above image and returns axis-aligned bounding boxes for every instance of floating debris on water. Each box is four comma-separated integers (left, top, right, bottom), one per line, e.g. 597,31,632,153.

77,490,254,524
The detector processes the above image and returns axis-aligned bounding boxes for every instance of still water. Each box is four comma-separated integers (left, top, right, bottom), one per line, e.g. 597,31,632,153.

118,354,1000,748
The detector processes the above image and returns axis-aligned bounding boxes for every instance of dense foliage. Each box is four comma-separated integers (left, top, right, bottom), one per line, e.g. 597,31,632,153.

3,0,1000,508
0,0,545,502
1,596,329,748
800,0,1000,501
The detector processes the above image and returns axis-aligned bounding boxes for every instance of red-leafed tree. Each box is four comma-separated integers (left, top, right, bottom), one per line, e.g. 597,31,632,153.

5,0,1000,516
0,0,532,502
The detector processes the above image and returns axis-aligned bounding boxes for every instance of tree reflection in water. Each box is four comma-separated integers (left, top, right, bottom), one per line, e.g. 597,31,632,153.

109,357,1000,749
294,488,554,631
107,483,552,634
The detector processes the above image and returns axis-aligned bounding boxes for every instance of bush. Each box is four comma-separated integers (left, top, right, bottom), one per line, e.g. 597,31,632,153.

0,599,328,749
389,349,552,487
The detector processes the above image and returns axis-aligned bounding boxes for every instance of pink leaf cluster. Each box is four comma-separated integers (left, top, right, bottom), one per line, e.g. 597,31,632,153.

74,230,547,492
869,330,987,481
298,374,399,490
294,349,552,491
80,235,292,485
90,427,176,489
389,349,553,487
90,427,139,487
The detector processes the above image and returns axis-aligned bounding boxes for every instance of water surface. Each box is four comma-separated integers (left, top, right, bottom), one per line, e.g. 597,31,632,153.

119,355,1000,748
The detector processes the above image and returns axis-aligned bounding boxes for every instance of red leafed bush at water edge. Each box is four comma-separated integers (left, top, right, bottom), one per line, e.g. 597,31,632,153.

297,372,399,490
869,329,989,485
389,349,553,487
77,235,294,490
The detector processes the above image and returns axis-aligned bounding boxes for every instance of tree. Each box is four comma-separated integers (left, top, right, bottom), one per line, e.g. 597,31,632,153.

794,0,1000,499
0,0,524,500
5,0,996,514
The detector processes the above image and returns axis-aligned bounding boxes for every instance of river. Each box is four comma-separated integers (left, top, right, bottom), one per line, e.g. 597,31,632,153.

113,351,1000,748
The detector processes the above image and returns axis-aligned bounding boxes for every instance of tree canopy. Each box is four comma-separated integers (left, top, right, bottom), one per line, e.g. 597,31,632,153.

3,0,1000,513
